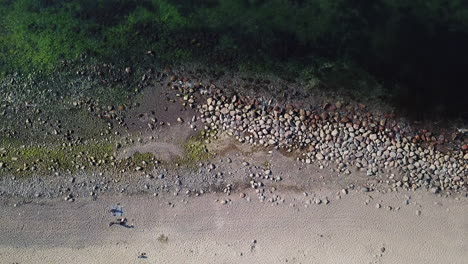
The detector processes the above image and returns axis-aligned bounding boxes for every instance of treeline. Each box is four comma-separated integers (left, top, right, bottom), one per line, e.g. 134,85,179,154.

0,0,467,118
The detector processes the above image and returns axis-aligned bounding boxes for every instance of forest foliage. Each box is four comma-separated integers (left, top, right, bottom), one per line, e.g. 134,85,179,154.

1,0,467,117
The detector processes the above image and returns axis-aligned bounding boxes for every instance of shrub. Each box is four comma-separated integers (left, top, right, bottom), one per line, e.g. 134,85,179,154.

0,0,467,117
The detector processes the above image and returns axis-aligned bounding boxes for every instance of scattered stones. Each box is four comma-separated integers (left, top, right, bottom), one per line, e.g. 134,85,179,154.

1,67,467,205
195,88,466,194
64,194,74,202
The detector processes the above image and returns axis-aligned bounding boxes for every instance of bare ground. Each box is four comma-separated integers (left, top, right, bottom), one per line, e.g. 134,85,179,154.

0,188,467,264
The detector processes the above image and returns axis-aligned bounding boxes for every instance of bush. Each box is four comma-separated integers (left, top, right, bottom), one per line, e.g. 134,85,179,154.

0,0,467,117
0,0,190,74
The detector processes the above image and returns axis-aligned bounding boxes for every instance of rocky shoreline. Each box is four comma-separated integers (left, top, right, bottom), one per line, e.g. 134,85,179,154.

0,67,467,203
195,85,467,194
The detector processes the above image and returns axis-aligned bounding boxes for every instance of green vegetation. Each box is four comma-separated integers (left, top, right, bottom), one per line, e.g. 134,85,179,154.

0,0,190,75
0,141,114,176
0,0,467,116
178,133,211,167
1,0,467,74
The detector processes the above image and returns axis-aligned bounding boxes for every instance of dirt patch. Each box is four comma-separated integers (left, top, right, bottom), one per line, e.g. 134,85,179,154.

116,124,199,163
207,134,251,156
117,141,183,162
125,83,200,134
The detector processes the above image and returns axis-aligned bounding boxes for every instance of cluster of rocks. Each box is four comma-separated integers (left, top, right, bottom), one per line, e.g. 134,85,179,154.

185,83,468,194
1,64,467,203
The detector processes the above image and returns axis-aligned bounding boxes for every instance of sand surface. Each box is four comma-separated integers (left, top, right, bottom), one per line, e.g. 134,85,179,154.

1,188,467,264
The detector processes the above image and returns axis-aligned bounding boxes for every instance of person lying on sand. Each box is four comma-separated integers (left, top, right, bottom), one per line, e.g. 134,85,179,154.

109,217,127,227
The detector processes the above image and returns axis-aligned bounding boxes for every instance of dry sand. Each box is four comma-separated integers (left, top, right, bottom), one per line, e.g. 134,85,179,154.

1,188,467,264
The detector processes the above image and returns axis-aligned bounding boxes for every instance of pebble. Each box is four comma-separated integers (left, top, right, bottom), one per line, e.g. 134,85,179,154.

331,129,339,137
315,153,324,160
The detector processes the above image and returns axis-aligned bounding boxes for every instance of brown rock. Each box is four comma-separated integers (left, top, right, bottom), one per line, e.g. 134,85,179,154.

341,117,350,123
379,118,386,127
320,112,328,120
299,109,305,117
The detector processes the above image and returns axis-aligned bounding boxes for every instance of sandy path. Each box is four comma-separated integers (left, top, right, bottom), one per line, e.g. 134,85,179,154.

1,188,467,264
